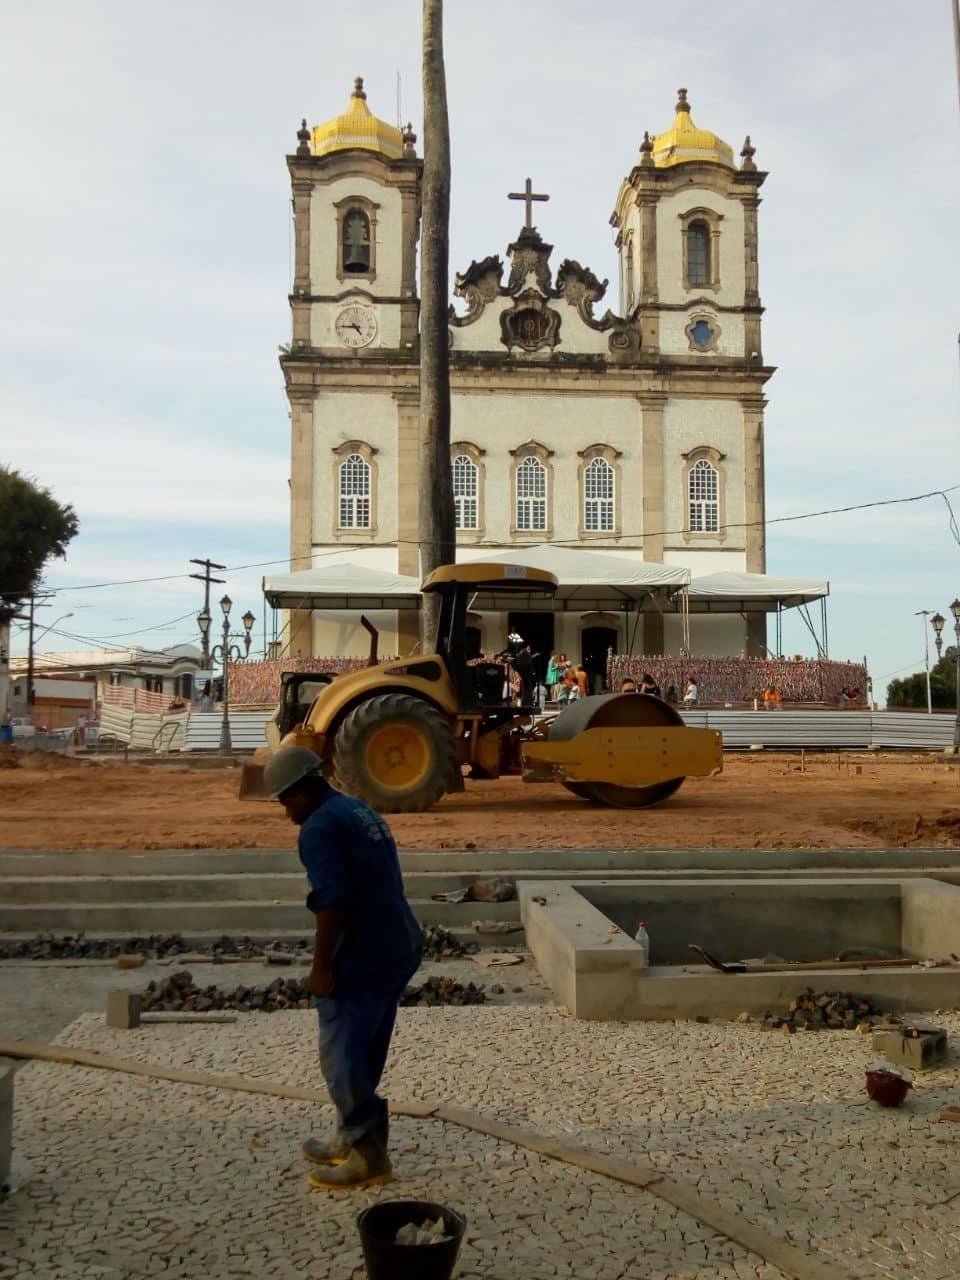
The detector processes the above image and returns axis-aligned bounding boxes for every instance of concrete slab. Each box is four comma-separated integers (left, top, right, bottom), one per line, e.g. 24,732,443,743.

521,877,960,1020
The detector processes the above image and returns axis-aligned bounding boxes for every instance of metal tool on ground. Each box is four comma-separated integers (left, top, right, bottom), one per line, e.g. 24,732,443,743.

239,562,722,810
688,945,943,975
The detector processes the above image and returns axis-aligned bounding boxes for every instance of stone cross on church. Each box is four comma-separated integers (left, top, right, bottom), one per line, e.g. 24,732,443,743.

508,177,549,229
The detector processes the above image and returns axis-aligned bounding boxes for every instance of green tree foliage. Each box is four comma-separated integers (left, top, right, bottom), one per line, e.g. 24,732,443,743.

0,466,78,620
887,651,958,709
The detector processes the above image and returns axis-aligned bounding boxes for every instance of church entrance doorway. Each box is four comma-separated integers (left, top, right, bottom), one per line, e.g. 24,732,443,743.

507,612,554,683
581,626,618,694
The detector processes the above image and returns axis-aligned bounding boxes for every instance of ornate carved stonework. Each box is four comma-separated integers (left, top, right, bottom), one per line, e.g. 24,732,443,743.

449,254,504,326
506,227,554,294
554,259,610,329
606,323,641,363
500,290,561,352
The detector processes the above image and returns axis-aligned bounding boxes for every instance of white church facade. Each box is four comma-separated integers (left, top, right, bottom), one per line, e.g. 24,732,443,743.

281,79,773,676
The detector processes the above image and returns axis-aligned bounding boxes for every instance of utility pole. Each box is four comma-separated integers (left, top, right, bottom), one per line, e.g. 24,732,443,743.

953,0,960,109
189,558,226,666
24,592,53,709
419,0,455,646
916,610,934,714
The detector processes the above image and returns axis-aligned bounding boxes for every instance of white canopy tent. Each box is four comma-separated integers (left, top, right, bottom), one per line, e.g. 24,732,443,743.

685,571,829,613
262,563,422,612
260,556,830,659
682,570,831,657
263,547,689,614
456,544,689,613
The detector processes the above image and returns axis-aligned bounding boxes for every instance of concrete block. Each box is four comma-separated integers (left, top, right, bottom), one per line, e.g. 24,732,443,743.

106,989,141,1029
872,1025,948,1071
0,1066,12,1191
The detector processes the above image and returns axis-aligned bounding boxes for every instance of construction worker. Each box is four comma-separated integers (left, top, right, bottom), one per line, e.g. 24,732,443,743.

263,746,425,1190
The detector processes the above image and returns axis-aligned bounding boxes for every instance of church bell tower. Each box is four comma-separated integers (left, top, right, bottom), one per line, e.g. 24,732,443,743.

611,88,765,364
286,78,423,356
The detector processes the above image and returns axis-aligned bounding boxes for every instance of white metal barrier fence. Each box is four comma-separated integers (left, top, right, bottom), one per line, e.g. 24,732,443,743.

680,710,956,751
99,707,957,753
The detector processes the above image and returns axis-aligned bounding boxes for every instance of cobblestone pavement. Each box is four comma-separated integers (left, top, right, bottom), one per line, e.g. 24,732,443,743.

5,1006,960,1278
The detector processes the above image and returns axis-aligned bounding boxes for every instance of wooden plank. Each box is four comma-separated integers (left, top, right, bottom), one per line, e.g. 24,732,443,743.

436,1103,663,1188
652,1177,846,1280
0,1037,435,1116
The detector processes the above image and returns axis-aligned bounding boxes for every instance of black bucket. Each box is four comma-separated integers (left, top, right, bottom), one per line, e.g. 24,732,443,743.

357,1199,467,1280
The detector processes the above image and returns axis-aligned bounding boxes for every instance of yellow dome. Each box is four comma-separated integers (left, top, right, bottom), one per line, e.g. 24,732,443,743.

652,88,734,169
311,78,403,160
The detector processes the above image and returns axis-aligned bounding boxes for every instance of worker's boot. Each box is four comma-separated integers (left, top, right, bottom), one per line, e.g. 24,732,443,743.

301,1113,388,1167
307,1123,392,1190
301,1130,350,1166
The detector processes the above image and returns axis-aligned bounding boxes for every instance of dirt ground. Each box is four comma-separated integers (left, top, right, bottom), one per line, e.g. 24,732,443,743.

1,748,959,850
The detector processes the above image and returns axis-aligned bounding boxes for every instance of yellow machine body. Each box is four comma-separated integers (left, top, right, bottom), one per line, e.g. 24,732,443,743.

521,725,722,786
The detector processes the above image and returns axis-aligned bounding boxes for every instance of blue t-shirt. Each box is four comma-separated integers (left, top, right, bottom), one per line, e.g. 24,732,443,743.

298,788,425,996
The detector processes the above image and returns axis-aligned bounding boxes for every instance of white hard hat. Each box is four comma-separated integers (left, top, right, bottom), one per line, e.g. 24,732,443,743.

263,746,323,799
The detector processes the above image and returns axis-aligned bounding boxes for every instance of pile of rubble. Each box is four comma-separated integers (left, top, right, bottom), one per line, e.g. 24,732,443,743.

760,988,888,1033
422,925,478,960
0,932,311,961
137,969,487,1012
140,971,310,1013
401,975,486,1007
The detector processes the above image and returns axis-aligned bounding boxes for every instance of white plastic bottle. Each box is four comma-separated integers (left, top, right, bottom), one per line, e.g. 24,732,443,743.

634,920,650,968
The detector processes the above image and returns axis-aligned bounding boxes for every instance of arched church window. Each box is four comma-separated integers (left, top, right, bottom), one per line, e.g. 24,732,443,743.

688,458,719,533
452,454,479,530
341,209,371,274
583,457,614,533
687,221,711,287
338,452,371,528
516,456,547,532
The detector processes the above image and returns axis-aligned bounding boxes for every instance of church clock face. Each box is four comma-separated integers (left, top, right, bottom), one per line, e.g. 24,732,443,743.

334,304,378,348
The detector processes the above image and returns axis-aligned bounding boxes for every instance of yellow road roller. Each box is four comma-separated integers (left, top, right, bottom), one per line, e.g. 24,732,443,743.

240,562,721,811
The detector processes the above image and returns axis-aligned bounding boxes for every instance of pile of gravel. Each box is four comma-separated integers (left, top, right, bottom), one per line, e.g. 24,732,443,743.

141,971,310,1013
421,925,479,960
761,988,887,1033
138,969,487,1012
0,932,311,961
400,975,486,1007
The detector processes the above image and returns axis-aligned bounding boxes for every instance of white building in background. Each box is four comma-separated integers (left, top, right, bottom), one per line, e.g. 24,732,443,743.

9,644,202,705
280,80,773,678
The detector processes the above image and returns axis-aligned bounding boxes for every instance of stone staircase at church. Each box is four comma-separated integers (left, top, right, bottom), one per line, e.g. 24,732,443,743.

3,847,960,952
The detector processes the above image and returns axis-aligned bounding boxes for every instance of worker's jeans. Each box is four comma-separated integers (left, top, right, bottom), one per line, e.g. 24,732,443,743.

314,992,400,1146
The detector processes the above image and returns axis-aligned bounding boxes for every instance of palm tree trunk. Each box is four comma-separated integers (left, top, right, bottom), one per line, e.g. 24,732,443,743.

419,0,455,648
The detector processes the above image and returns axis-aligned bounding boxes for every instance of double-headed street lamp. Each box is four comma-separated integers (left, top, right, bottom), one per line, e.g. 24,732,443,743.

197,595,256,755
930,598,960,751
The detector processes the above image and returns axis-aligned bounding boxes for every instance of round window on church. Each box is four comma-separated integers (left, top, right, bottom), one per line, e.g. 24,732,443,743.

687,316,719,352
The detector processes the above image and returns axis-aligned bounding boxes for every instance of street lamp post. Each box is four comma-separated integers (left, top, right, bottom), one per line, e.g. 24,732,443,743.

930,607,960,752
952,599,960,750
207,595,256,756
916,609,934,714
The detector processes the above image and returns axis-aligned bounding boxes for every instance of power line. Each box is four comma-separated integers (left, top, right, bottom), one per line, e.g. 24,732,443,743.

3,481,958,600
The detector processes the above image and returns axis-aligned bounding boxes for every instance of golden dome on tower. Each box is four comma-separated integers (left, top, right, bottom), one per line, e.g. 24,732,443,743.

651,88,734,169
310,77,404,160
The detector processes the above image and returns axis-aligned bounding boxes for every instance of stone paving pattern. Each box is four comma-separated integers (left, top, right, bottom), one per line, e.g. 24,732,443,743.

5,1005,960,1277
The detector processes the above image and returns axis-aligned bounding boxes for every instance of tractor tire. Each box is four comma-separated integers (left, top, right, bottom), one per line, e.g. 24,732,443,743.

332,694,456,813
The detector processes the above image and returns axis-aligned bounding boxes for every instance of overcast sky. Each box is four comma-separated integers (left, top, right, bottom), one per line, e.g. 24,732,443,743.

2,1,958,696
